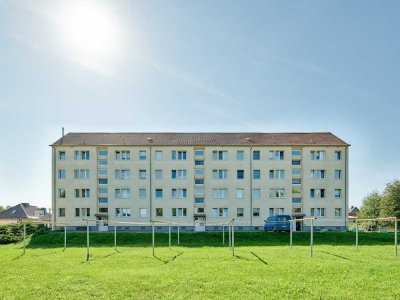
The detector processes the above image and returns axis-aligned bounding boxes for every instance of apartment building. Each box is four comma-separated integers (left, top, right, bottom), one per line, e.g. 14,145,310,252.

51,132,349,231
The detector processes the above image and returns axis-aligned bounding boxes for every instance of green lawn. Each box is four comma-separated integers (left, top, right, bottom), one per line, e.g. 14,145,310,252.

0,231,399,299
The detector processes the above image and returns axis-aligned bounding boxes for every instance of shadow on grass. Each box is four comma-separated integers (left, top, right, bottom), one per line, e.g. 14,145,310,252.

25,231,398,249
154,251,184,264
320,251,350,260
250,251,268,265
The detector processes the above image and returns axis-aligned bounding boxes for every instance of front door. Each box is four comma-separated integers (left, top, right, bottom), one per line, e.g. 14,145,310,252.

97,216,109,232
194,216,206,231
293,217,303,232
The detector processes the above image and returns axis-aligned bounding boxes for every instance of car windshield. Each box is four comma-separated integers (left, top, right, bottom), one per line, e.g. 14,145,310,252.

277,216,290,222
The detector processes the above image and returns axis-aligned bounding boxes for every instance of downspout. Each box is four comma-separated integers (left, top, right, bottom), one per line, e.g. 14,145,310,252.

149,144,153,220
52,146,56,228
250,146,253,228
345,146,349,228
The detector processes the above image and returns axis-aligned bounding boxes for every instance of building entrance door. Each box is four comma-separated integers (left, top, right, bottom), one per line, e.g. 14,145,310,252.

96,216,109,232
194,216,206,232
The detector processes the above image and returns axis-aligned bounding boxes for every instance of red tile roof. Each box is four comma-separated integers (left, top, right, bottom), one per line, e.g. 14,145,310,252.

51,132,349,146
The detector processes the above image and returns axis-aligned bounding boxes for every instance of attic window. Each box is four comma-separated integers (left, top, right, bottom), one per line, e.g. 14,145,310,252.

11,210,16,214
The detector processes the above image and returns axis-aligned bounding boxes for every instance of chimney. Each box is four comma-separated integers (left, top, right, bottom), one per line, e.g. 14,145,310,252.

62,127,65,137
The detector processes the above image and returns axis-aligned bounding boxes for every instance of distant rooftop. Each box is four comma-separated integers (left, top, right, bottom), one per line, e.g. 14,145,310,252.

52,132,349,147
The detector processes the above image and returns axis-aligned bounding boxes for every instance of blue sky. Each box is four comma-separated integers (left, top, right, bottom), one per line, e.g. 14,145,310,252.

0,0,399,209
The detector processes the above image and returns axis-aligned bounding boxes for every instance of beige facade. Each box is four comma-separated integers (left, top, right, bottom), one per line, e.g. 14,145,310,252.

51,133,349,230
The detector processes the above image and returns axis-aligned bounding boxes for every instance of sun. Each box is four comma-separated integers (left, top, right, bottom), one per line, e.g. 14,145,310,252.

55,1,123,70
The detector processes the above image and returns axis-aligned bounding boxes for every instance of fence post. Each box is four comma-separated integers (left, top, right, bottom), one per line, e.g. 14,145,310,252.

23,223,26,255
355,219,359,251
228,223,231,248
177,224,180,245
169,224,171,250
86,219,90,261
222,224,225,245
232,220,235,256
114,222,117,252
152,221,155,257
290,220,293,250
64,225,67,251
395,217,398,257
310,218,314,258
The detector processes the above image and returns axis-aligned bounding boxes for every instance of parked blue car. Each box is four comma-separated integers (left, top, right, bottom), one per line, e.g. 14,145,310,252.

264,215,291,232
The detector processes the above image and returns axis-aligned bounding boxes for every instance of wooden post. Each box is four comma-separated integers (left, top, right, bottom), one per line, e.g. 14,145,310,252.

64,225,67,250
23,223,26,255
356,219,359,251
290,220,293,250
310,219,314,258
169,224,171,250
222,224,225,245
232,220,235,256
177,224,180,245
114,223,117,252
395,217,398,257
152,221,155,257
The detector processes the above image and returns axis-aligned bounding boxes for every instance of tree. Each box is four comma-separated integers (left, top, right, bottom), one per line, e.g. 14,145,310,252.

0,206,4,213
359,191,381,219
380,180,400,218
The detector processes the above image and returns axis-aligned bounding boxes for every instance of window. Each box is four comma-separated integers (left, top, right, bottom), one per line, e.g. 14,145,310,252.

155,170,163,180
75,151,90,160
58,170,65,179
253,150,260,160
98,169,107,177
212,150,228,160
195,160,204,166
59,189,65,198
335,208,342,217
335,151,342,160
156,208,163,217
253,170,261,179
75,189,90,198
237,208,244,217
237,170,244,179
139,170,146,179
213,169,228,179
156,189,163,198
292,208,301,214
195,197,204,204
195,169,204,176
116,208,131,217
115,151,130,160
58,151,66,160
292,197,302,204
310,170,325,179
98,179,108,185
197,208,205,214
335,189,342,198
252,188,260,199
195,178,204,185
139,151,147,160
172,208,187,217
59,208,65,217
139,189,147,199
292,160,301,166
155,151,163,160
140,208,147,218
116,169,131,180
253,208,260,217
98,150,108,156
236,188,244,199
212,188,228,199
310,189,325,198
75,208,80,217
172,150,187,160
172,169,187,179
79,208,90,217
172,189,187,198
292,150,301,156
269,170,285,179
99,160,108,166
236,150,244,160
311,208,325,217
195,150,204,156
292,178,302,185
311,151,325,160
269,188,285,198
195,188,205,195
269,151,284,160
98,188,108,194
115,189,130,199
270,208,285,215
292,169,301,176
73,169,90,179
335,170,342,179
212,208,228,217
99,198,108,204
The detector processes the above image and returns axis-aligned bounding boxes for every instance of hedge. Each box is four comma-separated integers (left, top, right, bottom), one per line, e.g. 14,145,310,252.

0,223,50,244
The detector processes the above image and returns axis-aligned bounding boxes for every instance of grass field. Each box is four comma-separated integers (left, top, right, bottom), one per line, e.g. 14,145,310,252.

0,231,399,299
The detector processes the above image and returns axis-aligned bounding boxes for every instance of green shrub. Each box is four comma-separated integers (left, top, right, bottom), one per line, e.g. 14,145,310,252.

0,223,50,244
